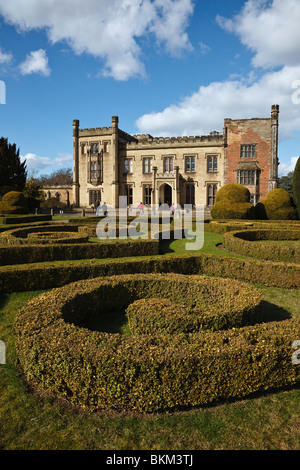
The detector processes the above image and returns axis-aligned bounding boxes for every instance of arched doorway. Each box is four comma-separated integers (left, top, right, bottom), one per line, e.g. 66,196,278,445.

159,183,173,207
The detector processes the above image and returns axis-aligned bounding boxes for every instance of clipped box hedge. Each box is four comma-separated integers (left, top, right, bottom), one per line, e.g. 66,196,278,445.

14,273,299,413
223,229,300,263
206,219,300,234
0,224,81,245
0,238,159,266
0,249,299,293
0,214,52,224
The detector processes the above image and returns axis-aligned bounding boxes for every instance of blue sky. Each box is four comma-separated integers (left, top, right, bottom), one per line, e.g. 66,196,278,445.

0,0,300,177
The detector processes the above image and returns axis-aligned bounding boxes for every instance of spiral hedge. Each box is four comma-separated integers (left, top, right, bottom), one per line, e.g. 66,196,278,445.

0,224,89,245
14,272,300,413
223,229,300,263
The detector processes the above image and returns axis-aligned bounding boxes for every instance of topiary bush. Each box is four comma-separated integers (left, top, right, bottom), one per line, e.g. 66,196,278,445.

223,228,300,263
211,184,255,220
0,191,29,214
255,188,298,220
14,273,299,413
0,224,88,245
293,157,300,215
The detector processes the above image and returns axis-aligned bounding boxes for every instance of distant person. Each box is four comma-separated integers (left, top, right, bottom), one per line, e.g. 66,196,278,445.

102,202,108,216
137,202,144,214
96,204,103,216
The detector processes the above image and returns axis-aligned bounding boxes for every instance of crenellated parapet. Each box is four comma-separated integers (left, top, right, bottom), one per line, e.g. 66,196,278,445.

127,133,225,149
78,126,113,137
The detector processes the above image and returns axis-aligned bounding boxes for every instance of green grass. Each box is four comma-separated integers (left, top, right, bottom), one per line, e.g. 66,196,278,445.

160,231,237,257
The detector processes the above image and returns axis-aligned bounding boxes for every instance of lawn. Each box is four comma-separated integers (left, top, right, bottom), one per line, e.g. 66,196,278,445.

0,229,299,450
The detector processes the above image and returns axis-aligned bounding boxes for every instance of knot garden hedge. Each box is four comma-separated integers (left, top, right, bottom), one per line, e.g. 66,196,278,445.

14,273,299,413
0,216,298,412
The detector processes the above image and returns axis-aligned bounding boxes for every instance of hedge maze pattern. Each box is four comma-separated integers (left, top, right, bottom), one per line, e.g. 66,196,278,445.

0,215,298,412
14,273,299,412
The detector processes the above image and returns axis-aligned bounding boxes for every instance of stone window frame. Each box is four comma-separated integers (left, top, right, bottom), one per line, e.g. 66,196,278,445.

162,155,175,173
185,183,195,206
124,184,134,205
90,142,100,154
237,169,256,185
124,158,134,175
240,144,257,159
184,154,196,173
142,156,153,174
89,190,102,206
143,183,152,205
206,154,219,173
206,182,219,206
88,150,103,184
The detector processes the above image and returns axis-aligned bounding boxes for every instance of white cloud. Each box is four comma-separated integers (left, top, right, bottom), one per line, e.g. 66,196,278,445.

21,152,72,173
19,49,51,76
216,0,300,69
136,65,300,139
0,47,13,64
0,0,194,81
198,42,211,56
278,156,298,176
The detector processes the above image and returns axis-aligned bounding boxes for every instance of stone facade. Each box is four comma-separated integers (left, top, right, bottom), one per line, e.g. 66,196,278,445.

41,185,73,207
73,105,279,210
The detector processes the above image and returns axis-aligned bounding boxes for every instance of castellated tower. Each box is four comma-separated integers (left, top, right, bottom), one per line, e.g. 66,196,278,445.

73,106,279,210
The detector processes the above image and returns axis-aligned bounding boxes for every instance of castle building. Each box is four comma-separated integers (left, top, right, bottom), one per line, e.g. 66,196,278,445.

72,105,279,211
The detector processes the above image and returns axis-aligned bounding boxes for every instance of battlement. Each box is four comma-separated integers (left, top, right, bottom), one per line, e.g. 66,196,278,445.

127,133,224,149
78,126,113,137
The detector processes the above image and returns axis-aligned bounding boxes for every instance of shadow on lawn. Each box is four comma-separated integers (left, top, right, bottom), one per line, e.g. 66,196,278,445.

259,300,291,323
0,294,8,311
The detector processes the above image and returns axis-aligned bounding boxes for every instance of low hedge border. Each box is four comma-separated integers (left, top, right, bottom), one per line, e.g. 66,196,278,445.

0,214,52,224
0,224,89,245
223,229,300,263
0,238,159,266
0,250,299,293
206,219,300,234
0,221,53,234
14,273,299,413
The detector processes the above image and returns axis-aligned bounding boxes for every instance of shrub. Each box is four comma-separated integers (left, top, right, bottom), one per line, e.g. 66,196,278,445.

293,157,300,214
0,191,29,214
0,224,89,245
223,229,300,263
255,188,298,220
0,238,159,266
215,183,251,204
14,274,299,413
0,249,299,292
0,215,52,224
211,184,255,220
126,281,262,333
206,219,300,234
